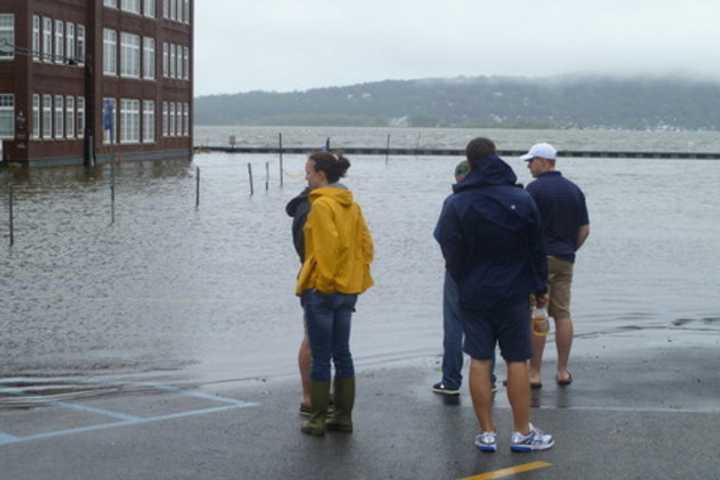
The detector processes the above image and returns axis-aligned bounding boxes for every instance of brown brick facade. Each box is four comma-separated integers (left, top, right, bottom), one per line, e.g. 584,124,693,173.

0,0,193,167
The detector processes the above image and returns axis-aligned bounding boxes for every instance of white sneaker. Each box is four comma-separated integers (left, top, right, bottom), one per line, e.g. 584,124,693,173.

511,423,554,452
474,432,497,452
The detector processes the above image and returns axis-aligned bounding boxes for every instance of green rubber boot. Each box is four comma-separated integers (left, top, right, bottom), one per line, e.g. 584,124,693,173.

326,377,355,433
301,381,330,437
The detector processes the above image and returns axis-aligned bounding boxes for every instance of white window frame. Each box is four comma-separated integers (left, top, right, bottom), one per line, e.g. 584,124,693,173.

175,102,182,136
184,0,190,24
32,94,40,139
103,29,117,76
170,0,177,21
163,0,169,19
142,100,155,143
143,37,155,80
42,17,52,63
176,44,182,80
54,20,64,64
120,99,140,144
144,0,156,18
42,95,52,139
121,0,141,15
65,96,75,138
183,103,189,136
183,46,189,80
76,25,86,66
32,16,41,62
0,14,14,61
76,97,85,139
120,32,141,78
54,95,64,139
169,102,175,137
0,94,15,139
169,43,176,79
162,101,168,136
66,23,75,64
104,0,118,7
162,42,168,78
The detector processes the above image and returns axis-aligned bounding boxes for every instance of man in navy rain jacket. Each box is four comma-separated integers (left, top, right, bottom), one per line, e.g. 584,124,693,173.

434,137,554,452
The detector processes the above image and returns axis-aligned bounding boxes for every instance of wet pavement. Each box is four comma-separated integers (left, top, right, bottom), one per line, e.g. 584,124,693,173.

1,326,718,480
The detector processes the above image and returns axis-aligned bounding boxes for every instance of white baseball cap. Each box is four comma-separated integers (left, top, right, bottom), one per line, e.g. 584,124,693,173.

520,143,557,162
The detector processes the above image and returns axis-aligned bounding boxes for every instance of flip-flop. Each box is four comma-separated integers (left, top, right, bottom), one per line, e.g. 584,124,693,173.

556,372,573,386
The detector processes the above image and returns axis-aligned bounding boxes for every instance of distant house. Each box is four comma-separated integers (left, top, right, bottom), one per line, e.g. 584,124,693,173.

0,0,193,167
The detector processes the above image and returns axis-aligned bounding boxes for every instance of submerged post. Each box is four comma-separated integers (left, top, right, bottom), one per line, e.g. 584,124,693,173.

265,161,269,192
196,166,200,208
385,133,391,165
279,133,284,187
110,159,116,224
8,184,14,246
247,162,254,196
325,137,331,151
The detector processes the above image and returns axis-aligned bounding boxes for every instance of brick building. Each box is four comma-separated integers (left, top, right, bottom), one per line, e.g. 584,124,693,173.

0,0,193,167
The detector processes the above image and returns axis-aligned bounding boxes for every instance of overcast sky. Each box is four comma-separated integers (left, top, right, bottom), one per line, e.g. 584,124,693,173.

194,0,720,96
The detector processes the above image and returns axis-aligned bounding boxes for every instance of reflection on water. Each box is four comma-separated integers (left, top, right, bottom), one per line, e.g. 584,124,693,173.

1,127,720,389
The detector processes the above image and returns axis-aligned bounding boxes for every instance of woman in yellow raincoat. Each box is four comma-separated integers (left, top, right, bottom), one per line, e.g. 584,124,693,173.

297,151,374,436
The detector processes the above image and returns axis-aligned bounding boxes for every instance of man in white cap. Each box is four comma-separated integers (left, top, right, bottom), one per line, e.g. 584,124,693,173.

521,143,590,387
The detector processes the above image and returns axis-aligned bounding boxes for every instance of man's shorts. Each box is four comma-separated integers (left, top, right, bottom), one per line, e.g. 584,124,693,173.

548,256,574,321
460,295,532,362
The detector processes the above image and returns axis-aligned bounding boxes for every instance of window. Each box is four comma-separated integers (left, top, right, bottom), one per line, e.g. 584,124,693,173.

66,23,75,64
143,100,155,143
162,102,168,136
0,94,14,139
54,95,64,139
176,101,182,136
183,46,189,80
42,17,52,63
163,0,169,19
120,99,140,144
103,29,117,75
0,14,13,60
169,102,175,136
65,96,75,138
177,0,183,23
176,44,183,80
143,37,155,80
42,95,52,138
162,42,168,78
183,103,189,136
169,44,176,79
32,94,40,139
54,20,64,64
184,0,190,24
104,0,118,7
121,32,141,78
170,0,177,21
33,16,40,62
144,0,156,18
76,97,85,139
76,25,86,65
103,98,117,144
121,0,141,14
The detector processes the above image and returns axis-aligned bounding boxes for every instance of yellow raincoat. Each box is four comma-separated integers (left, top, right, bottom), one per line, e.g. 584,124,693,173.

295,186,374,295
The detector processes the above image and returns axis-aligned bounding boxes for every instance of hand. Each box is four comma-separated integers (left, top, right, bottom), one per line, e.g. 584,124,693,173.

534,293,549,309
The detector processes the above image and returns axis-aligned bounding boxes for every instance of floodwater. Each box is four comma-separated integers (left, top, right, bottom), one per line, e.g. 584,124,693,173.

1,127,719,397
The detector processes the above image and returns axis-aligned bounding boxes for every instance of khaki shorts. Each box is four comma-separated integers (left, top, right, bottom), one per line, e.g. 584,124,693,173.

547,256,574,321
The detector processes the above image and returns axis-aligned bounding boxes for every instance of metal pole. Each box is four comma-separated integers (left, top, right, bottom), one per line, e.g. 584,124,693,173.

8,184,14,246
265,161,269,192
325,137,330,151
195,166,200,208
279,133,284,187
110,159,115,224
247,162,254,196
385,133,391,165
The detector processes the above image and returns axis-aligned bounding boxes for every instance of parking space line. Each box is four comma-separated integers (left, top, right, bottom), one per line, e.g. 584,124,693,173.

54,401,144,422
134,382,250,406
461,461,552,480
0,401,258,447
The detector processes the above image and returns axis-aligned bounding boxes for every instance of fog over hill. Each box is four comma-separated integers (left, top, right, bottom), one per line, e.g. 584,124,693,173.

194,75,720,130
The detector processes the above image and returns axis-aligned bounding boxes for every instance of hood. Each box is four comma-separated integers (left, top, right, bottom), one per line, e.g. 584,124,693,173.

453,154,518,193
285,187,310,217
309,184,354,207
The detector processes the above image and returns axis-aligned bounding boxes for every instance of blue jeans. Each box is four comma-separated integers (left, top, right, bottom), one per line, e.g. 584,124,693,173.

302,289,358,382
442,272,496,389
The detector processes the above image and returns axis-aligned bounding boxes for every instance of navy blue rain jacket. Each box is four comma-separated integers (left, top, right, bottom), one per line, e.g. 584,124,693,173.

434,155,548,310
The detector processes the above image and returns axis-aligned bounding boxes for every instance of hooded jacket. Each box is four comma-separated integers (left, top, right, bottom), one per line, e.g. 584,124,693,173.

434,155,547,310
285,188,310,262
295,186,374,295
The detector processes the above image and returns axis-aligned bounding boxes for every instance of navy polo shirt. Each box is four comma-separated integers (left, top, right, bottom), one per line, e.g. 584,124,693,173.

526,171,589,263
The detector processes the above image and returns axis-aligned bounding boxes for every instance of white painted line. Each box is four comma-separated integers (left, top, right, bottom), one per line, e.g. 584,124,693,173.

54,401,144,422
0,433,19,445
0,402,258,447
134,382,250,406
